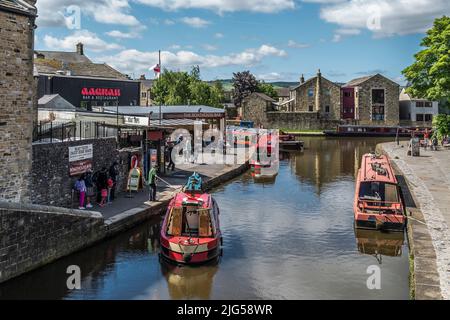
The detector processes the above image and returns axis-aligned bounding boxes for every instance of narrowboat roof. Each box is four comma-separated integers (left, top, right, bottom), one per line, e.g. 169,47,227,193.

360,154,397,184
173,192,211,209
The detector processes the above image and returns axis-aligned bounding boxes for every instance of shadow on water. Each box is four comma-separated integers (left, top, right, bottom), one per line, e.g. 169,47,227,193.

0,137,410,300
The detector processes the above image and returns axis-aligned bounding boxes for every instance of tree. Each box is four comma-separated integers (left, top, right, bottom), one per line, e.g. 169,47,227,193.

151,66,224,108
432,114,450,141
257,81,278,99
232,71,258,107
402,16,450,103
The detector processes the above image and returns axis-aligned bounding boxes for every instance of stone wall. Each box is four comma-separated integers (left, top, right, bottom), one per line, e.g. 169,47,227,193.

0,202,105,284
242,93,274,128
0,9,36,203
31,138,132,207
355,74,400,126
266,112,340,130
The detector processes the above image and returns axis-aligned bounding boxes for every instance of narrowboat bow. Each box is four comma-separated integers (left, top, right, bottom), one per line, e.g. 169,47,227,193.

160,173,222,265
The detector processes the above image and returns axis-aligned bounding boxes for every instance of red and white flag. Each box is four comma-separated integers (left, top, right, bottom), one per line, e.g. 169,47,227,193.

150,63,161,78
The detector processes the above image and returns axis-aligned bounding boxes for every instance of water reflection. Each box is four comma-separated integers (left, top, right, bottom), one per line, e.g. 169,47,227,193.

355,229,405,263
160,262,219,300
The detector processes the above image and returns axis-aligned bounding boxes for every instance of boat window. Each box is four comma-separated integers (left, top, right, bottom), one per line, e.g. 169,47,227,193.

198,209,213,237
167,207,183,236
359,182,399,205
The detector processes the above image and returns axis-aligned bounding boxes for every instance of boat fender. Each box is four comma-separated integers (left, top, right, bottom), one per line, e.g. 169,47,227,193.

183,253,192,263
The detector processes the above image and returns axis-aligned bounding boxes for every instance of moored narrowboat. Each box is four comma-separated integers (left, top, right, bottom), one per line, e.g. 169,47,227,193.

160,173,222,265
354,153,406,231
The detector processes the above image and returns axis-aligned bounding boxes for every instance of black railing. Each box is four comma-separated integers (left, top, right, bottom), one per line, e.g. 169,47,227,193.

33,121,117,143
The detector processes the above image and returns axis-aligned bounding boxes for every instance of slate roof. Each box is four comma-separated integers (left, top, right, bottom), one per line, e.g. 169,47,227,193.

344,75,374,87
0,0,36,16
103,105,226,116
34,50,129,80
276,87,290,97
252,92,276,102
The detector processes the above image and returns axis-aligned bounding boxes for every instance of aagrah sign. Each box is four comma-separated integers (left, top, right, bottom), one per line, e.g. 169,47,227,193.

81,88,121,100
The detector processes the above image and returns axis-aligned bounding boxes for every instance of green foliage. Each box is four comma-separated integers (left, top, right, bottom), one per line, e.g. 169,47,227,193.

402,16,450,103
257,81,278,99
432,114,450,141
151,66,225,108
232,71,280,106
232,71,258,107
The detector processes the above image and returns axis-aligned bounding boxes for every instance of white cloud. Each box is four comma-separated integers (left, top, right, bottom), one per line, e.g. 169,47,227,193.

288,40,310,48
319,0,450,38
332,28,361,42
202,44,218,51
97,44,288,76
43,30,124,52
180,17,211,28
36,0,140,27
214,33,224,39
164,19,176,25
136,0,295,13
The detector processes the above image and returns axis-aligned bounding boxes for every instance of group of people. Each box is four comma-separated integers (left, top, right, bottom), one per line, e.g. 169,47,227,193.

73,162,119,210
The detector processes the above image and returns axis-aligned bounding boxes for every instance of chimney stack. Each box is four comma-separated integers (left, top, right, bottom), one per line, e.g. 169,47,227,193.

315,69,322,112
300,74,305,84
76,42,84,55
139,74,146,80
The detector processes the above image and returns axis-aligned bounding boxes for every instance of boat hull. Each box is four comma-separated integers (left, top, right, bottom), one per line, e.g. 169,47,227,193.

160,238,222,265
354,211,406,232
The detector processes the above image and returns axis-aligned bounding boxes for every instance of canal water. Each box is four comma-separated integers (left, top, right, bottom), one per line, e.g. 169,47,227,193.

0,137,410,300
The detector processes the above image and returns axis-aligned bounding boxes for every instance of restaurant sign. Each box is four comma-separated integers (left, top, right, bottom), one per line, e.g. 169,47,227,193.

124,116,149,126
69,144,93,176
163,112,224,120
81,88,121,101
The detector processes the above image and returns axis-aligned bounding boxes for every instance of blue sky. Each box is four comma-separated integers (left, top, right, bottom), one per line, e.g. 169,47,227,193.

34,0,450,84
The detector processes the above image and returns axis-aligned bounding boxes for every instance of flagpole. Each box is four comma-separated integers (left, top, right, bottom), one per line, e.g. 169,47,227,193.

159,50,162,125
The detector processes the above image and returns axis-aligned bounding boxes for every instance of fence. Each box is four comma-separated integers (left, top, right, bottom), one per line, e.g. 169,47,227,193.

33,121,117,143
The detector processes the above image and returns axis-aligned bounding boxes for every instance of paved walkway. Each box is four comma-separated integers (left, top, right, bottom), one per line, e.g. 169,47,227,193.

94,162,245,219
381,142,450,299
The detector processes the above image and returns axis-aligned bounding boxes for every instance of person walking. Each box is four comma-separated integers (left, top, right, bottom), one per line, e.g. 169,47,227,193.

147,165,158,201
74,174,87,210
167,142,175,171
84,169,94,209
109,161,119,201
107,176,114,204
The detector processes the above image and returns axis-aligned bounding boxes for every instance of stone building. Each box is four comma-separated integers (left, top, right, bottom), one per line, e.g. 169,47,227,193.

242,92,276,128
289,70,341,120
343,74,400,126
0,0,37,203
139,75,154,106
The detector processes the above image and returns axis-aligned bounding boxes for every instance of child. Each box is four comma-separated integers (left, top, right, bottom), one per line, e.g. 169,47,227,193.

100,187,108,208
107,177,114,204
74,175,87,210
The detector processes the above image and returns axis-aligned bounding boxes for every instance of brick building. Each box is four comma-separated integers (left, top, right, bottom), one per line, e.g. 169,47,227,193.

0,0,37,202
289,70,341,120
342,74,400,126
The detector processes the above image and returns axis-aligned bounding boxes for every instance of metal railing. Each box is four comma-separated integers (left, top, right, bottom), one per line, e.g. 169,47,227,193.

33,121,117,143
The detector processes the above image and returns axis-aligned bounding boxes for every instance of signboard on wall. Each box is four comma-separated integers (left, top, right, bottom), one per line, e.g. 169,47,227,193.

69,144,93,162
69,159,93,176
124,116,149,126
150,149,158,167
69,144,93,176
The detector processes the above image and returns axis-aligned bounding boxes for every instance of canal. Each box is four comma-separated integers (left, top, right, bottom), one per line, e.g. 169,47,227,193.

0,137,410,300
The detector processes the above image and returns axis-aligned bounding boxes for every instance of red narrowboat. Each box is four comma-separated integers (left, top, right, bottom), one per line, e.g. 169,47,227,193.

160,174,222,265
354,154,406,231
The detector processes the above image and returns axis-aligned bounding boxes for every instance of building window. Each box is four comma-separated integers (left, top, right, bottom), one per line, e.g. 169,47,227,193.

416,101,424,108
308,88,314,97
142,92,147,98
425,114,433,122
325,106,330,113
416,114,424,122
344,91,352,98
309,105,313,112
425,102,432,108
372,89,385,104
372,106,385,121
